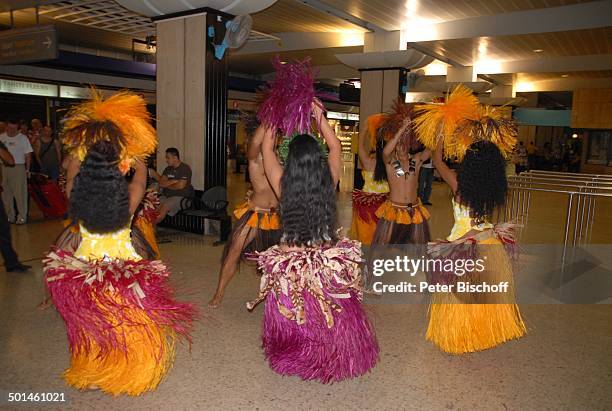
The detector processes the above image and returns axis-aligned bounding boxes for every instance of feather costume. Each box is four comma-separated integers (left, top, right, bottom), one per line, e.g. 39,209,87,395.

45,91,196,396
257,57,323,138
415,85,524,354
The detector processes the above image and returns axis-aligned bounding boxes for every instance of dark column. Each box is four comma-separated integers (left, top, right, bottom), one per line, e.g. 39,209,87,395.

204,10,229,189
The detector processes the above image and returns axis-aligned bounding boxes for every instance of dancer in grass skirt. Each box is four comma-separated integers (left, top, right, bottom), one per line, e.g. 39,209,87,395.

249,97,378,383
44,91,196,395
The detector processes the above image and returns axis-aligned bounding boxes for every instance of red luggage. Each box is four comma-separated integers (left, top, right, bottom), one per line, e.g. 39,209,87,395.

28,178,67,219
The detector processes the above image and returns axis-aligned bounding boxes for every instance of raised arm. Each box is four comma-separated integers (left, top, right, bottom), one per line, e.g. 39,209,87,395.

261,125,283,197
313,100,341,186
128,160,147,214
247,124,265,161
383,119,410,163
358,128,374,171
432,139,457,194
417,148,432,163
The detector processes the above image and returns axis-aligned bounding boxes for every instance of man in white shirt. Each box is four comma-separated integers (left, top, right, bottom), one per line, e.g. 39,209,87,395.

0,119,32,224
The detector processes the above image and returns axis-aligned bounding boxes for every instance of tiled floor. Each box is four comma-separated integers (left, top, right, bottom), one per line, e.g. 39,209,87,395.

0,169,611,410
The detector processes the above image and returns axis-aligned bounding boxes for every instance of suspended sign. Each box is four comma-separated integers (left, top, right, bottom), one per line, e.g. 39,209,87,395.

59,85,91,99
0,79,58,97
327,111,359,121
0,25,58,65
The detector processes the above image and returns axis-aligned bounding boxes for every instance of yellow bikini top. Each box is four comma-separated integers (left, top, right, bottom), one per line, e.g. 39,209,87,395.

75,223,140,261
362,170,389,194
447,198,493,241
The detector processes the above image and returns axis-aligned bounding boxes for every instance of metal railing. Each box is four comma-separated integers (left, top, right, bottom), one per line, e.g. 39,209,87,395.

504,170,612,263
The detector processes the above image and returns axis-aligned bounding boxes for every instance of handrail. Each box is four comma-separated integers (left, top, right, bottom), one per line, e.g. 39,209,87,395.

508,177,612,191
506,184,611,263
507,185,612,197
516,173,612,183
509,174,612,247
527,170,612,179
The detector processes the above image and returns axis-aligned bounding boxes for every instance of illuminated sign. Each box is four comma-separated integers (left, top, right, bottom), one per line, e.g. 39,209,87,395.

327,111,359,121
0,79,58,97
59,85,91,99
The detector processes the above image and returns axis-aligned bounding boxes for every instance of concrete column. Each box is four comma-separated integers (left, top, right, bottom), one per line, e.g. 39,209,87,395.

358,31,404,150
156,10,228,190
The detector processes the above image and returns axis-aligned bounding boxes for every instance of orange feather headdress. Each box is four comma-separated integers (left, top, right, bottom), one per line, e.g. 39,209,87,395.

414,84,516,160
62,89,157,173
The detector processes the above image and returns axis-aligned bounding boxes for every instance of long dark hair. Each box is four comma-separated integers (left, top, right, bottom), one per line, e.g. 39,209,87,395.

373,137,387,182
69,139,130,233
280,134,338,246
457,140,507,222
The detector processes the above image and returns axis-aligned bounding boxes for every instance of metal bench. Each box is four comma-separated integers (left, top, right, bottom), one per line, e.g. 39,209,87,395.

159,186,231,246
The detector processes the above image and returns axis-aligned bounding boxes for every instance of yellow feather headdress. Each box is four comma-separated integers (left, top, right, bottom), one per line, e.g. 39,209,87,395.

414,84,517,160
62,89,157,173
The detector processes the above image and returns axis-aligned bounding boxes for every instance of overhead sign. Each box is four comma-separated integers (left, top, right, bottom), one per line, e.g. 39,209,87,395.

327,111,359,121
0,25,58,65
0,79,58,97
59,85,92,99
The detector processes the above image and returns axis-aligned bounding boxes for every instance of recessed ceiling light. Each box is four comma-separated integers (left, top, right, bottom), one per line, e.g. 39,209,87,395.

280,61,287,64
533,49,543,53
561,74,569,78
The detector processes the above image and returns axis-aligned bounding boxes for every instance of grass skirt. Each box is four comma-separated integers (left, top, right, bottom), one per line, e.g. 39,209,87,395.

44,249,196,395
350,190,388,245
426,225,526,354
372,200,431,245
247,238,379,383
222,202,281,262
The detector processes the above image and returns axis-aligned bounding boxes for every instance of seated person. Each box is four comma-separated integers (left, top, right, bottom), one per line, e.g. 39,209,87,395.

150,148,194,223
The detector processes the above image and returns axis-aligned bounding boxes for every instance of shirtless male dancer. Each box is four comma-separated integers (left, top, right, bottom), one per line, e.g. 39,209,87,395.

372,119,432,245
209,124,281,308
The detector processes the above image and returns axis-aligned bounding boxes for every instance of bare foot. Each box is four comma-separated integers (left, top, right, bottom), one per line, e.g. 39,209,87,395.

208,294,224,309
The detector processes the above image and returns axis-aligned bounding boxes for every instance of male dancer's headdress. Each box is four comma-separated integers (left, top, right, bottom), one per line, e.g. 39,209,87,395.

62,89,157,173
379,98,422,152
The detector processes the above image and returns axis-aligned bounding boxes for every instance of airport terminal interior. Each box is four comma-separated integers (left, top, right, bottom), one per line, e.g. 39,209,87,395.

0,0,611,410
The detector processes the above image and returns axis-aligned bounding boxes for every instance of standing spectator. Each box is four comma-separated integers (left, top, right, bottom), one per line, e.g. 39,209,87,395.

514,141,528,174
34,125,62,180
149,147,194,223
30,119,43,145
0,140,31,272
18,120,29,137
0,119,33,224
418,157,434,205
527,141,537,170
541,142,552,170
29,119,43,173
